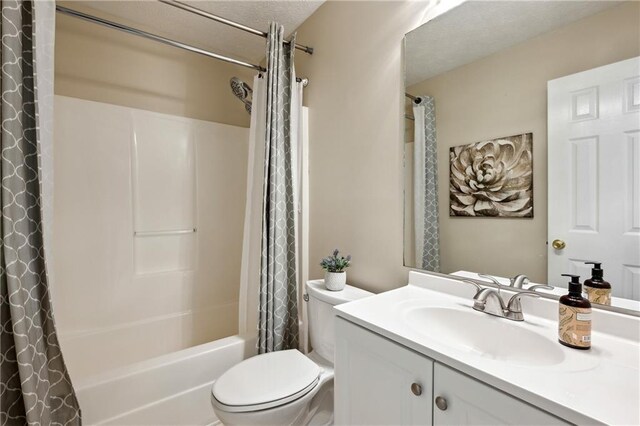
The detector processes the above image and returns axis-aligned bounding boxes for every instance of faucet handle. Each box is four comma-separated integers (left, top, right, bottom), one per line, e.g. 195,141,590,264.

506,291,540,312
528,284,554,292
477,274,504,287
460,279,482,294
477,274,504,296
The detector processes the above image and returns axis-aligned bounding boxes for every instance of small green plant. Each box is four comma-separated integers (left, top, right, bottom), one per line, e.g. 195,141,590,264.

320,249,351,273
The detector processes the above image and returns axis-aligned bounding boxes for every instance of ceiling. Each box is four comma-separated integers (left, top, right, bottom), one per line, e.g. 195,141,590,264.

405,1,622,86
60,0,324,64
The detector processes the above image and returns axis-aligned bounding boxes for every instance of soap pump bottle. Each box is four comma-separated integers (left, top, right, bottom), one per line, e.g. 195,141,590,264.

558,274,591,350
584,261,611,306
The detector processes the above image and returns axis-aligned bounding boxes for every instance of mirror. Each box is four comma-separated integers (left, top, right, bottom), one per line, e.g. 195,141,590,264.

403,1,640,312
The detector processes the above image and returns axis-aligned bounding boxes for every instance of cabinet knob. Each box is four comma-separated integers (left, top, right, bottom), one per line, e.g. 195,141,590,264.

410,383,422,396
435,396,448,411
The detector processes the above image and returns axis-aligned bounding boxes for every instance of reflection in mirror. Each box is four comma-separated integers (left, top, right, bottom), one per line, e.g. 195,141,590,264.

403,1,640,312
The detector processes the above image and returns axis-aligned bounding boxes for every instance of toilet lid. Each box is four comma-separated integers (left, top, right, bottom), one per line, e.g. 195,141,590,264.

212,349,321,411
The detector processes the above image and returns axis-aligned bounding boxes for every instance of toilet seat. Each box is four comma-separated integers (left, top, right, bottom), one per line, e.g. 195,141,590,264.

212,377,320,413
211,349,321,413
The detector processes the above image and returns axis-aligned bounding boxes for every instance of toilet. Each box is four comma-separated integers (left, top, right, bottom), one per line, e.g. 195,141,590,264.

211,280,372,425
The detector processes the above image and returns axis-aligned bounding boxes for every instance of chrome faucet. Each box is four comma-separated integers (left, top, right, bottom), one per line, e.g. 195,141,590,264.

510,274,530,289
461,279,541,321
478,274,554,316
479,273,549,290
510,274,555,293
504,291,542,321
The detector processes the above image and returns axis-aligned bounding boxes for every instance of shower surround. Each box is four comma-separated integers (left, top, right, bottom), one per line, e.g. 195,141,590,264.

52,96,249,380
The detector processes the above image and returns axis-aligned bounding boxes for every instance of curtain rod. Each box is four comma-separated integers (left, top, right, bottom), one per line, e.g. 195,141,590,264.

56,6,309,86
158,0,314,55
56,6,267,72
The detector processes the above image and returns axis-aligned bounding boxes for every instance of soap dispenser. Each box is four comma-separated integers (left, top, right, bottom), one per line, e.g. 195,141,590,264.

558,274,591,350
584,261,611,306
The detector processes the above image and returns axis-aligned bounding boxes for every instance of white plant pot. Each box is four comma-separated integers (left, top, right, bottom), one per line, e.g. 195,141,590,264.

324,271,347,291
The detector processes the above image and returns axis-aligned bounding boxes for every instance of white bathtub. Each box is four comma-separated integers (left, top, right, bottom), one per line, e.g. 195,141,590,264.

75,335,256,425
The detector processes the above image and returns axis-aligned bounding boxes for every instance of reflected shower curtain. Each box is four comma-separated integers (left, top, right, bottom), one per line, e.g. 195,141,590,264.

413,96,440,272
1,1,81,424
257,22,299,353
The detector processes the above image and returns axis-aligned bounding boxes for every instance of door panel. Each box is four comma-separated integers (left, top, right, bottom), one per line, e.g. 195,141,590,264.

548,56,640,298
335,318,433,425
433,363,567,426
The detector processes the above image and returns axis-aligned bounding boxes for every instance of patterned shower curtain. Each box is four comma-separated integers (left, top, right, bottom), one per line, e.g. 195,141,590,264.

413,96,440,272
1,1,81,424
258,22,299,353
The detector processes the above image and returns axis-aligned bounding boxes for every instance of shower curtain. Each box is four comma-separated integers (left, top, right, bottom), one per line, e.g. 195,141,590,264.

255,22,300,353
1,1,81,424
239,75,266,341
239,73,306,352
413,96,440,272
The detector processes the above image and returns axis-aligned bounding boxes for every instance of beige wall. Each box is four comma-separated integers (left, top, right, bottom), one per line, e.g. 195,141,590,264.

294,1,438,293
55,2,254,127
406,2,640,282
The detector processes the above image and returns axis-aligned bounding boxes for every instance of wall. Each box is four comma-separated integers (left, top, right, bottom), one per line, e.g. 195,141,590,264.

54,2,254,127
294,1,442,293
406,2,640,282
53,96,248,379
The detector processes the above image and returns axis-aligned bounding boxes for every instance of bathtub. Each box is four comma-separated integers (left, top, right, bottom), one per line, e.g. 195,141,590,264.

75,335,256,425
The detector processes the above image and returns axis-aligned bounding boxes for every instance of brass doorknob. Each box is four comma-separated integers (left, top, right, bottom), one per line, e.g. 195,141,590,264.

552,239,566,250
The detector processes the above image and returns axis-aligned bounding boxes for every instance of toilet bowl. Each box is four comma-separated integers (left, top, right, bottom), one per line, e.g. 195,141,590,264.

211,280,372,425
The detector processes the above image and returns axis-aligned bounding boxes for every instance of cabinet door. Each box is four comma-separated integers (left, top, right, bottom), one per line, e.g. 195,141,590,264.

335,318,433,425
433,363,568,425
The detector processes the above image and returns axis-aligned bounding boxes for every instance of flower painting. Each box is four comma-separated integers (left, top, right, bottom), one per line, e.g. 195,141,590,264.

449,133,533,217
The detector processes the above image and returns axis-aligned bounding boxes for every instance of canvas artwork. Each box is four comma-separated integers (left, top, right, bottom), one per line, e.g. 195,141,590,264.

449,133,533,218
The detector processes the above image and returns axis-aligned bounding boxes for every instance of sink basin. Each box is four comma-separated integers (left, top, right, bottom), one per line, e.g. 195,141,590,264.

405,307,565,367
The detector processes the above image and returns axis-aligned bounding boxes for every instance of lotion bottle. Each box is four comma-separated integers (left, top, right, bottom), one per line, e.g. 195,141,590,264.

584,261,611,306
558,274,591,350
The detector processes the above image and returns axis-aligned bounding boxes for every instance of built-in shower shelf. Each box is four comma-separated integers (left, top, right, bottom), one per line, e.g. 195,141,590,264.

134,228,197,237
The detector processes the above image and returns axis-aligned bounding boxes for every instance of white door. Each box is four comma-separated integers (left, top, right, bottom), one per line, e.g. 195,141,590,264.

548,57,640,299
334,318,433,425
433,363,567,425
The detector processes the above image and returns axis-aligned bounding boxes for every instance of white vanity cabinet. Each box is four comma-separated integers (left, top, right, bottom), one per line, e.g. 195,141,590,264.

433,363,566,425
335,317,433,425
335,318,568,426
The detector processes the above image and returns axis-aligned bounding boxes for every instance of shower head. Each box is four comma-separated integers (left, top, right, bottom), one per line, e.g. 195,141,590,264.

230,77,252,101
230,77,253,115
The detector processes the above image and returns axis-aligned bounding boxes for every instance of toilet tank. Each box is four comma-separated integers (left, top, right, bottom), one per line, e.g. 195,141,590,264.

305,280,372,363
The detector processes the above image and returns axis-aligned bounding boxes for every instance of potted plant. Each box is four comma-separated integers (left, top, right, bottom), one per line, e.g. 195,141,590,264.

320,249,351,291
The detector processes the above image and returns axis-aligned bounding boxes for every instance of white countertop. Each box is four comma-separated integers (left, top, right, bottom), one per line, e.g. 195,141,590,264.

334,272,640,425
